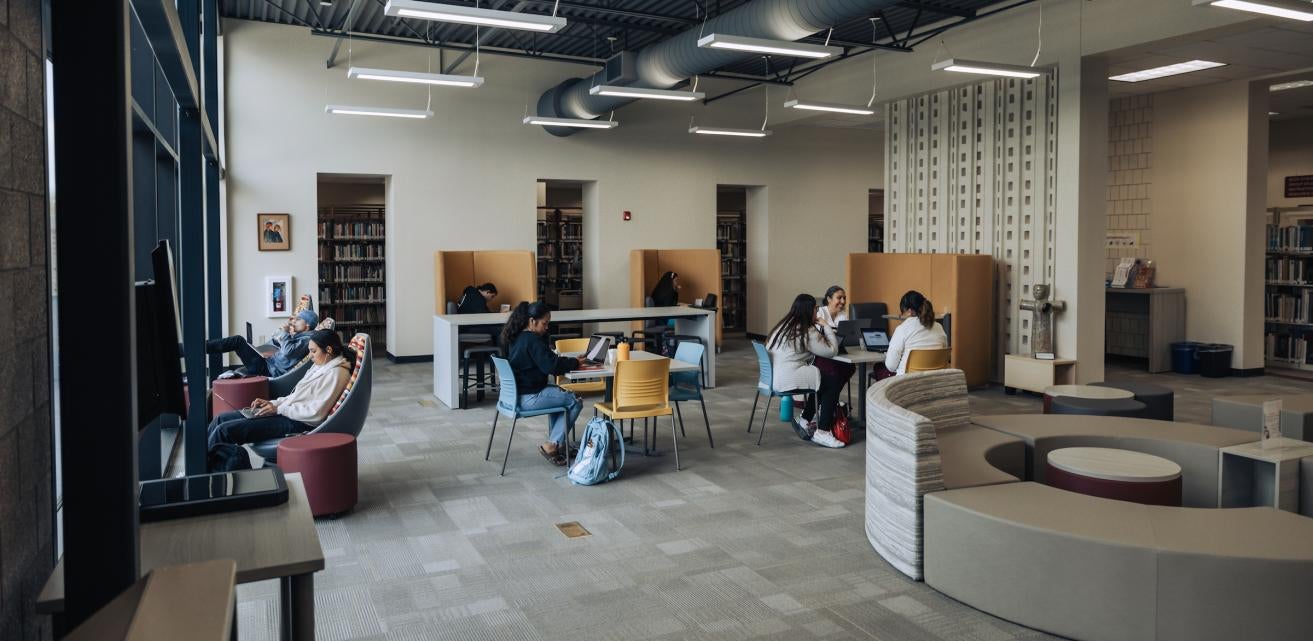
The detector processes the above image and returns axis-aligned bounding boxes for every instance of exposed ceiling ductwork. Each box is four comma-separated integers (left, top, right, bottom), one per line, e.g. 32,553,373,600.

535,0,902,136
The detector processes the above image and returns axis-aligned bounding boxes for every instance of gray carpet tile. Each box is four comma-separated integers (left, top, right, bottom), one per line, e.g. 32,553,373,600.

235,338,1312,640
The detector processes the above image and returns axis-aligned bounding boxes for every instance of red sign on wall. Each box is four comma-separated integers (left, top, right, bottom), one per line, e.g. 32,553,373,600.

1286,175,1313,199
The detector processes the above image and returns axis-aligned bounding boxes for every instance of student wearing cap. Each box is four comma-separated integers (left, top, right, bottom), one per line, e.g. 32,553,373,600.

207,309,320,378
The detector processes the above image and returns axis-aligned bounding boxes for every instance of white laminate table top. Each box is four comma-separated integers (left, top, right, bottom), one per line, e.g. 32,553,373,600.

1221,438,1313,463
1043,384,1135,400
434,306,714,326
832,350,886,365
1047,447,1182,482
561,350,698,380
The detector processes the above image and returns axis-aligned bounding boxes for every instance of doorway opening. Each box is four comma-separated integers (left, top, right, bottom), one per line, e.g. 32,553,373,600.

717,186,748,334
317,174,387,353
537,180,585,336
869,189,885,253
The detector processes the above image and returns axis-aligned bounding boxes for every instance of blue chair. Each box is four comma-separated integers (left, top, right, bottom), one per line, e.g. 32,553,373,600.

670,342,713,448
485,356,576,476
748,341,815,446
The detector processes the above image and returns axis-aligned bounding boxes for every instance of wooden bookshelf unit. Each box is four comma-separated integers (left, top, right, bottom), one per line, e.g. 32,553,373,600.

318,204,386,352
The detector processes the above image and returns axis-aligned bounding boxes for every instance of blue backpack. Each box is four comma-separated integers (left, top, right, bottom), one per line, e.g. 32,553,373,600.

568,416,624,486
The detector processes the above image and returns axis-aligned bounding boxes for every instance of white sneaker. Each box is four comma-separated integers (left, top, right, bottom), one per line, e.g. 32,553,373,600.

811,429,845,449
793,416,816,441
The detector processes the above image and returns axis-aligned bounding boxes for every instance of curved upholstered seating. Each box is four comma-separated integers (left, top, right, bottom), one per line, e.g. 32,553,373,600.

864,369,1023,580
924,482,1313,641
252,334,373,461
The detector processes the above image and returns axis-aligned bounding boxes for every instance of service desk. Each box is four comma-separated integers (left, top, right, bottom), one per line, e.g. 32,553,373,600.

434,306,716,409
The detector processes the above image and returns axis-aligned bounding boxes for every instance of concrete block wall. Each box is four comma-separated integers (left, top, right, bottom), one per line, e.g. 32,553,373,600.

1106,95,1154,278
0,0,54,639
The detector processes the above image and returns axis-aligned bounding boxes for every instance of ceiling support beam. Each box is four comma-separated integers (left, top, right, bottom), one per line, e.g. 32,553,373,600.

326,0,364,69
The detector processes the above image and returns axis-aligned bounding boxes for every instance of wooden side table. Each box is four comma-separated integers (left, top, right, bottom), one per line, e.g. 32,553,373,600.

1219,438,1313,512
1004,354,1076,394
1046,447,1183,506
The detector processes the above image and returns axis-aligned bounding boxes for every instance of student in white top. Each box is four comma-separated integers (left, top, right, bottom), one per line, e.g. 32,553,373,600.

766,294,846,449
876,290,948,379
815,285,848,328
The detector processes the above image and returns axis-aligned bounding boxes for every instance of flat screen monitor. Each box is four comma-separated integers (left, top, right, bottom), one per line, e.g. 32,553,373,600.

135,240,187,430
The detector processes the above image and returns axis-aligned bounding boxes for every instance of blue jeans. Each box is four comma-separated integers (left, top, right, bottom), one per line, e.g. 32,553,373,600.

207,410,311,449
518,386,581,445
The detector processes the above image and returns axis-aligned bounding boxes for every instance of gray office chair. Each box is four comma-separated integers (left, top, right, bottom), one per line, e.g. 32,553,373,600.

250,334,373,462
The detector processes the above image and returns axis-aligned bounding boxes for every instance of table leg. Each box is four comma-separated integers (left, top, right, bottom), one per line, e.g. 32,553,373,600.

280,577,292,641
290,573,315,641
856,363,869,427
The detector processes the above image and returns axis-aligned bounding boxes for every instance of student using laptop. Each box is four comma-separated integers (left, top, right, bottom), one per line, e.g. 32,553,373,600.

873,290,948,381
501,302,584,467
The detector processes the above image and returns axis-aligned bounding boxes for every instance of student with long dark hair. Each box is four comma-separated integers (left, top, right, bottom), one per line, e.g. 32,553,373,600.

816,285,848,328
874,290,947,380
501,301,584,466
650,271,680,307
767,294,845,449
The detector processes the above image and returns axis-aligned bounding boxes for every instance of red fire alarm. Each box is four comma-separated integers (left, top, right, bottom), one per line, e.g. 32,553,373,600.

623,210,632,221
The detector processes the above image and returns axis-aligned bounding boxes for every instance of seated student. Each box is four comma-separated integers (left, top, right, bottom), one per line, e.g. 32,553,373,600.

207,330,354,452
650,271,680,307
502,301,584,466
874,290,948,380
208,309,318,378
457,282,500,344
767,294,845,449
814,284,856,397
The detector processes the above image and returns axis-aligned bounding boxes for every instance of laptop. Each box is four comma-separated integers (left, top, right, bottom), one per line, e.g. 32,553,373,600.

862,330,891,352
581,334,613,364
835,319,872,347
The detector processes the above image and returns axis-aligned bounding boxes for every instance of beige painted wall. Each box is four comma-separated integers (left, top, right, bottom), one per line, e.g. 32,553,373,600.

223,20,880,357
1269,119,1313,209
1153,80,1268,369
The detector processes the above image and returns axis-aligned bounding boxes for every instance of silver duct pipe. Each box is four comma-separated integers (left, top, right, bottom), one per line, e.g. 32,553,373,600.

537,0,899,136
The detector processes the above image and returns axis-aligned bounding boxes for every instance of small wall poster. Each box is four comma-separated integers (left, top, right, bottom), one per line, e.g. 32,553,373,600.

1285,175,1313,199
258,213,291,251
1262,399,1283,449
266,275,293,318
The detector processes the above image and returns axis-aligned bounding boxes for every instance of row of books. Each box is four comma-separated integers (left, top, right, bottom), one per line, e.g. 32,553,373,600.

318,221,384,239
320,264,384,282
332,307,385,324
1267,224,1313,252
326,245,384,261
318,285,384,303
1267,256,1313,283
1266,291,1313,324
1266,332,1312,364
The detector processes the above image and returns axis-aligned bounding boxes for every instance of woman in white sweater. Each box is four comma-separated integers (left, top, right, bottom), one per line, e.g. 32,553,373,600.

767,294,846,449
207,330,354,450
876,290,948,379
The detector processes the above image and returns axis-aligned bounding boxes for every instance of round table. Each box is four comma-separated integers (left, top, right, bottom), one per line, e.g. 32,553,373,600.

1042,384,1134,414
1046,447,1182,506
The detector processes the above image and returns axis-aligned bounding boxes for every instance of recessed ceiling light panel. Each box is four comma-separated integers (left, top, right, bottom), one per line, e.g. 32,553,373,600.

931,58,1045,79
1271,80,1313,92
1108,60,1227,83
697,34,841,59
348,66,484,88
384,0,567,33
1193,0,1313,22
588,85,704,101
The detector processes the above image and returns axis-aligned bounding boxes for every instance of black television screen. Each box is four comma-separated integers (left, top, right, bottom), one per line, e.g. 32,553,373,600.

135,240,187,430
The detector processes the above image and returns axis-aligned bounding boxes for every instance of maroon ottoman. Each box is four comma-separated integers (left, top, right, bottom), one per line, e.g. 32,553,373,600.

211,376,269,418
277,433,358,517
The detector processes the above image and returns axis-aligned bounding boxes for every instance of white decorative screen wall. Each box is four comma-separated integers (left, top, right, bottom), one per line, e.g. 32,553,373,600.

884,76,1059,360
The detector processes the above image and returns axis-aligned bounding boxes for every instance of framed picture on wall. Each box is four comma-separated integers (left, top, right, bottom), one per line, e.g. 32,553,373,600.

265,275,293,318
258,213,291,251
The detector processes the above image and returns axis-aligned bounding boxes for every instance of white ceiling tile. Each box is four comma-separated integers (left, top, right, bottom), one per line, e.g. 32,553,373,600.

1155,41,1313,71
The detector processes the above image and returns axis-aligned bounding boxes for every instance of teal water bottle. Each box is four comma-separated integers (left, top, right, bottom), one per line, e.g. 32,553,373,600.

780,395,793,422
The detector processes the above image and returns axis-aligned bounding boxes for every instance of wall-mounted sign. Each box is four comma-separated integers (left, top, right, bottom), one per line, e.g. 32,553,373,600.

1286,175,1313,199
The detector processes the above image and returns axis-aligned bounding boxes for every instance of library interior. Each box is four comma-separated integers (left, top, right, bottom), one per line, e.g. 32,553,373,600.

10,0,1313,640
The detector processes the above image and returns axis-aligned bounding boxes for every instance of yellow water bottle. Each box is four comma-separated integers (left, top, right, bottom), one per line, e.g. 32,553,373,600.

617,339,630,361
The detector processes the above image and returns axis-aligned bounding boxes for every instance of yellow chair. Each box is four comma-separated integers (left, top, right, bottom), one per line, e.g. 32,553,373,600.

906,348,951,373
555,338,606,396
594,358,680,470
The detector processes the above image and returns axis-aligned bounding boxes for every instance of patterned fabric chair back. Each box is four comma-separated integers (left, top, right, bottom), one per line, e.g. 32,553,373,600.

329,334,369,416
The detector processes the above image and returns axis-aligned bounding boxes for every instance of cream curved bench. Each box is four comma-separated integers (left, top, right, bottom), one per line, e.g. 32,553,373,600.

924,481,1313,641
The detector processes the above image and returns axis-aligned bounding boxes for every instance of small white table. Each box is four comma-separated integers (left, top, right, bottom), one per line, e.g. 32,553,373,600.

1042,384,1134,413
1219,438,1313,512
832,349,886,426
433,306,716,409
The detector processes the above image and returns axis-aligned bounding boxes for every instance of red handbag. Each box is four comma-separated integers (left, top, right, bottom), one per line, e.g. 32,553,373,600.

831,402,853,445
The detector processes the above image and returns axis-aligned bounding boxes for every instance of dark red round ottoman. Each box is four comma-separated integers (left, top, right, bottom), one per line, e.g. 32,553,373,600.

211,376,269,417
277,433,357,517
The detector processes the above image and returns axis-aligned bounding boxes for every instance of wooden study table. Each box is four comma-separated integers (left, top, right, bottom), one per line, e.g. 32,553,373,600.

433,306,717,409
39,474,324,641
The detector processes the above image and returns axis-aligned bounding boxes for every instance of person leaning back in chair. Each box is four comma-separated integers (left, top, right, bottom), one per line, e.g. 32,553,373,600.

207,330,354,453
502,301,584,467
872,290,947,381
209,309,318,379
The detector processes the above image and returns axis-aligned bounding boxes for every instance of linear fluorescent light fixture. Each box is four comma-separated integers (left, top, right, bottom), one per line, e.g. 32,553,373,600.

697,33,841,59
325,104,433,119
932,58,1044,79
589,85,705,101
347,66,484,87
384,0,567,32
783,98,876,115
1109,59,1227,82
1271,79,1313,91
1192,0,1313,21
689,126,772,138
523,116,618,129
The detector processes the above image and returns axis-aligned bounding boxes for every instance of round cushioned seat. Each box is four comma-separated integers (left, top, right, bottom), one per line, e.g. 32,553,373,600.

1050,396,1147,418
277,433,357,517
211,376,269,417
1091,381,1174,421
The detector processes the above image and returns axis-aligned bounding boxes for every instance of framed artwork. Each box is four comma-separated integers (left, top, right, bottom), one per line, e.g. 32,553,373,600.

266,275,293,318
258,213,291,251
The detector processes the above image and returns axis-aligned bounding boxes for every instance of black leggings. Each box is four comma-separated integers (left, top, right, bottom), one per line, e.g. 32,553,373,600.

206,335,270,376
800,360,848,430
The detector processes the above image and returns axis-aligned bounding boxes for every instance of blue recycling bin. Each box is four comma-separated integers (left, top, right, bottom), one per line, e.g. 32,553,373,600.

1170,342,1204,375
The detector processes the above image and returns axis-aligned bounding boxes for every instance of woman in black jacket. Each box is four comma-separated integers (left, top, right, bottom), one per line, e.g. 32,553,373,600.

501,301,584,466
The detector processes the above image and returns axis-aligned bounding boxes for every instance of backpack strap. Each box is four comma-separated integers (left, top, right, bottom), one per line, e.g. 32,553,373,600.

604,419,625,482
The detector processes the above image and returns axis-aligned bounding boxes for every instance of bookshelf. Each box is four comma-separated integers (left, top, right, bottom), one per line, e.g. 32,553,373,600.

318,204,386,352
537,206,583,334
1264,207,1313,375
716,210,746,331
868,189,885,253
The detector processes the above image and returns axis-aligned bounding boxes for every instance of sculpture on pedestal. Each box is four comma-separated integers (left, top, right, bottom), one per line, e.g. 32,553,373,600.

1019,284,1065,360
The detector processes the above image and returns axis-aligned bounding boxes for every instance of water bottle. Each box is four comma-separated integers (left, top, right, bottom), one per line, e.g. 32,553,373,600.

780,395,793,422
